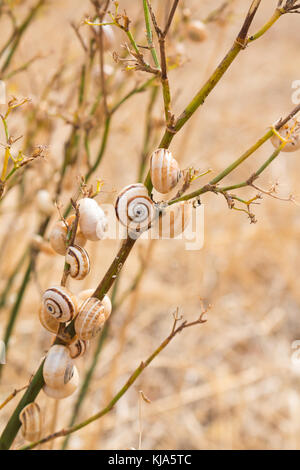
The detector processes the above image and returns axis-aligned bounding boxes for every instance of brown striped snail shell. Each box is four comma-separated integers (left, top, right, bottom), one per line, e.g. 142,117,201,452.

42,286,77,323
78,290,112,320
68,339,89,359
49,215,87,256
19,402,42,442
150,149,181,194
115,183,155,232
154,201,192,239
43,345,74,389
65,245,90,280
43,366,79,399
39,306,60,334
78,198,108,241
271,119,300,152
74,297,106,341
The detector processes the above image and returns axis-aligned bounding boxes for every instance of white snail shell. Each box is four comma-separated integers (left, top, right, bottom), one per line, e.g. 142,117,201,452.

78,290,112,320
115,183,154,232
271,119,300,152
153,202,192,238
150,149,181,194
43,345,74,389
78,198,108,241
43,366,79,399
42,286,78,322
39,305,60,334
37,190,54,216
49,215,87,256
187,20,208,42
75,297,106,341
19,402,42,442
65,245,90,280
68,339,89,359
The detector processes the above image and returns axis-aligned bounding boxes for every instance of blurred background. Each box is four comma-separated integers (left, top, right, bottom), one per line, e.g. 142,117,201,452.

1,0,300,450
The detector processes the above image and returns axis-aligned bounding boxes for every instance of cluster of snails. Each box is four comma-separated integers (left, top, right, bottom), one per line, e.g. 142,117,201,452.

114,148,192,239
35,198,111,408
271,118,300,152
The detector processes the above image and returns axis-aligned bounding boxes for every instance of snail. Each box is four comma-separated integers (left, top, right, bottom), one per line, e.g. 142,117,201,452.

43,344,74,389
74,297,106,341
49,215,87,256
39,305,60,334
115,183,155,232
37,189,54,216
43,366,79,399
78,198,108,241
271,119,300,152
78,289,112,319
186,20,208,42
150,149,181,194
19,403,42,442
65,245,90,280
42,286,77,322
68,339,89,359
152,201,192,239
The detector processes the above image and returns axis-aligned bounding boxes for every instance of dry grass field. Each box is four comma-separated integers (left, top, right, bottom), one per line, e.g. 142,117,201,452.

1,0,300,450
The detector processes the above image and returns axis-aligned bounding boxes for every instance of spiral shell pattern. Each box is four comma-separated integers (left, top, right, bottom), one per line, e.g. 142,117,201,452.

65,245,90,280
115,183,154,232
42,286,77,322
43,345,75,389
19,403,42,442
75,297,106,341
271,119,300,152
39,305,60,334
68,339,88,359
150,149,181,194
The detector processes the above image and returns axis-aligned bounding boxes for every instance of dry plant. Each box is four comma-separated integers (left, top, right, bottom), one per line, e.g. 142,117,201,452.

0,0,300,450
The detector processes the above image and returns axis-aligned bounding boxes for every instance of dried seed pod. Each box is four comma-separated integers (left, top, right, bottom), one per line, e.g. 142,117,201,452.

39,305,59,334
150,149,181,194
43,366,79,399
78,198,108,241
19,402,42,442
49,215,87,256
42,286,77,322
65,245,90,280
271,119,300,152
68,339,89,359
75,297,106,341
187,20,208,42
43,345,74,389
115,183,155,232
153,201,192,238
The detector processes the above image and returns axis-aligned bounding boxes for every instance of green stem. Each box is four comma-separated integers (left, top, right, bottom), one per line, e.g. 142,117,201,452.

142,0,160,69
248,8,282,42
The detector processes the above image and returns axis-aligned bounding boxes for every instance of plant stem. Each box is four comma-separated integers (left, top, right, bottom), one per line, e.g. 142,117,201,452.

142,0,160,69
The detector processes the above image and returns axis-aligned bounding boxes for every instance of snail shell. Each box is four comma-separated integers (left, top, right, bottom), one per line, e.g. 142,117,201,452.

42,286,77,322
115,183,154,232
75,297,106,341
65,245,90,280
19,402,42,442
39,305,60,334
68,339,89,359
271,119,300,152
150,149,181,194
78,198,108,241
187,20,208,42
37,190,54,216
43,366,79,399
153,202,192,239
78,290,112,320
49,215,87,256
43,345,74,389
